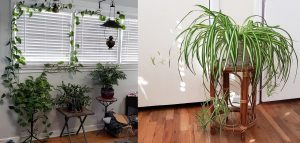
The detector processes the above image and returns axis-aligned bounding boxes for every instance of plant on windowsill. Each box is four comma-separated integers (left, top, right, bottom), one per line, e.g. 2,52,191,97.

90,63,127,99
55,82,90,112
177,5,298,130
7,72,54,142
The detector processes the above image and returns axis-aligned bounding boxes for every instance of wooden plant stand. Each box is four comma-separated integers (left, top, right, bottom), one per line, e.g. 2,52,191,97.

57,108,94,143
210,66,257,140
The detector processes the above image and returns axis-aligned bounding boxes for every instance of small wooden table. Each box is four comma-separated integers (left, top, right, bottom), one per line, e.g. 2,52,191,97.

57,108,94,143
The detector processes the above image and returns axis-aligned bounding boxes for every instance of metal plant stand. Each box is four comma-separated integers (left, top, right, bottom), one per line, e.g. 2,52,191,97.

96,96,117,114
22,113,44,143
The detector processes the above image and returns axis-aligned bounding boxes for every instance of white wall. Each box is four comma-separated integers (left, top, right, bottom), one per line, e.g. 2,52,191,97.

138,0,259,107
0,0,137,141
138,0,210,107
261,0,300,101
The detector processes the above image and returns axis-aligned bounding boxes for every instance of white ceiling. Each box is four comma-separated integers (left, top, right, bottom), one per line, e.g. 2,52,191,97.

84,0,137,8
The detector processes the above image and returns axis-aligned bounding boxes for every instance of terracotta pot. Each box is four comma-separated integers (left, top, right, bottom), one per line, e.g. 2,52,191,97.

101,88,115,99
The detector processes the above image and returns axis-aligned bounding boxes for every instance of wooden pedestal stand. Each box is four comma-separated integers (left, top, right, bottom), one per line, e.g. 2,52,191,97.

210,66,257,140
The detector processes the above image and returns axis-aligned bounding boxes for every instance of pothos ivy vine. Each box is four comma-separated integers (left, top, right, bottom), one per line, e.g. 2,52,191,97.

2,1,74,93
43,9,126,73
1,1,73,140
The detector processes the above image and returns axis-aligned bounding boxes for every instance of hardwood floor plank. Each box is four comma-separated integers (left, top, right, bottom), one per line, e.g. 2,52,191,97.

257,105,292,142
139,99,300,143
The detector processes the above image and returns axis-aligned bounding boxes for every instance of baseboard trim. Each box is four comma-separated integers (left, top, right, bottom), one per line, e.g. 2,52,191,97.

0,124,104,143
138,101,210,111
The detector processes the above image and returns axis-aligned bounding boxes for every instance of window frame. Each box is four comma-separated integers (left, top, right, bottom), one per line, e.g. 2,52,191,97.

14,11,138,72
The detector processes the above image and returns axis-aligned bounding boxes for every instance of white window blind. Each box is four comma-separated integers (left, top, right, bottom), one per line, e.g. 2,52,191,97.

76,15,119,65
120,19,138,64
17,11,72,65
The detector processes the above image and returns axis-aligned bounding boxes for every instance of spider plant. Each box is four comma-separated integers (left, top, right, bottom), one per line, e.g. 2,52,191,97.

177,5,298,129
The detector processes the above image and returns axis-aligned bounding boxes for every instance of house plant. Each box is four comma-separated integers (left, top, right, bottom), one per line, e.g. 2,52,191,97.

90,63,127,99
177,5,298,129
55,82,90,112
9,72,53,142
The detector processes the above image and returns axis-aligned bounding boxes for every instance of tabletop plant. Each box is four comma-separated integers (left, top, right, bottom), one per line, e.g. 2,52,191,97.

90,63,127,99
177,5,298,130
9,72,54,142
55,82,90,112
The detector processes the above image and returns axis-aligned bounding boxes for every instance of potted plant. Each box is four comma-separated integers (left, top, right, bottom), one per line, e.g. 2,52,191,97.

90,63,127,99
177,5,297,129
55,82,90,112
9,72,54,142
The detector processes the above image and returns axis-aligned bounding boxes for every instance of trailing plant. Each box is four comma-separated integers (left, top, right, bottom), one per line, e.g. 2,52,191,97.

55,82,90,112
196,96,230,130
2,1,73,101
8,72,54,141
76,9,126,30
43,8,128,73
176,5,298,129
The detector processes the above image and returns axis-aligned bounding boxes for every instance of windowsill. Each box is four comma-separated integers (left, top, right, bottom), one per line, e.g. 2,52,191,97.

19,64,138,74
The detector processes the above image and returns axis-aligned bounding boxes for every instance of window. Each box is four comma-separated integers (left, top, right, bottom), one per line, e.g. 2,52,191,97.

121,19,138,64
76,15,119,65
16,11,138,67
17,11,72,65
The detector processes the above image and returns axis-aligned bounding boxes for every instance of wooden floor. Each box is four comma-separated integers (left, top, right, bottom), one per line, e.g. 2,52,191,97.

138,99,300,143
45,131,137,143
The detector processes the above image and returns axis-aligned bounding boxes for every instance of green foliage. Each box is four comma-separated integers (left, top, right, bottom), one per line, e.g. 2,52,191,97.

177,5,298,131
44,62,83,73
116,11,126,30
177,5,298,96
2,1,75,98
55,82,90,112
10,73,53,138
90,63,127,89
196,96,230,130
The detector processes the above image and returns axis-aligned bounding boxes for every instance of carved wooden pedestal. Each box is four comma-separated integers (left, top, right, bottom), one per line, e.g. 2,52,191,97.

210,66,257,140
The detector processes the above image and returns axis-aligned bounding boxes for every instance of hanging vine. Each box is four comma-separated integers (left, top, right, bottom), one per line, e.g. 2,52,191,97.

1,1,73,92
1,1,73,138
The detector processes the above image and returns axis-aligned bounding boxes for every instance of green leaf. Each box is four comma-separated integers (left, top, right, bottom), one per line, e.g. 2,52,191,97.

15,37,22,44
14,63,20,69
57,61,64,65
18,57,26,65
75,16,80,25
29,11,33,17
120,25,126,30
9,106,15,110
12,28,18,32
13,54,20,59
1,74,7,78
1,93,6,98
68,31,74,37
68,3,73,9
70,40,74,46
5,66,13,70
80,11,85,17
48,132,53,136
99,15,106,21
75,44,80,49
5,56,12,62
119,14,125,20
